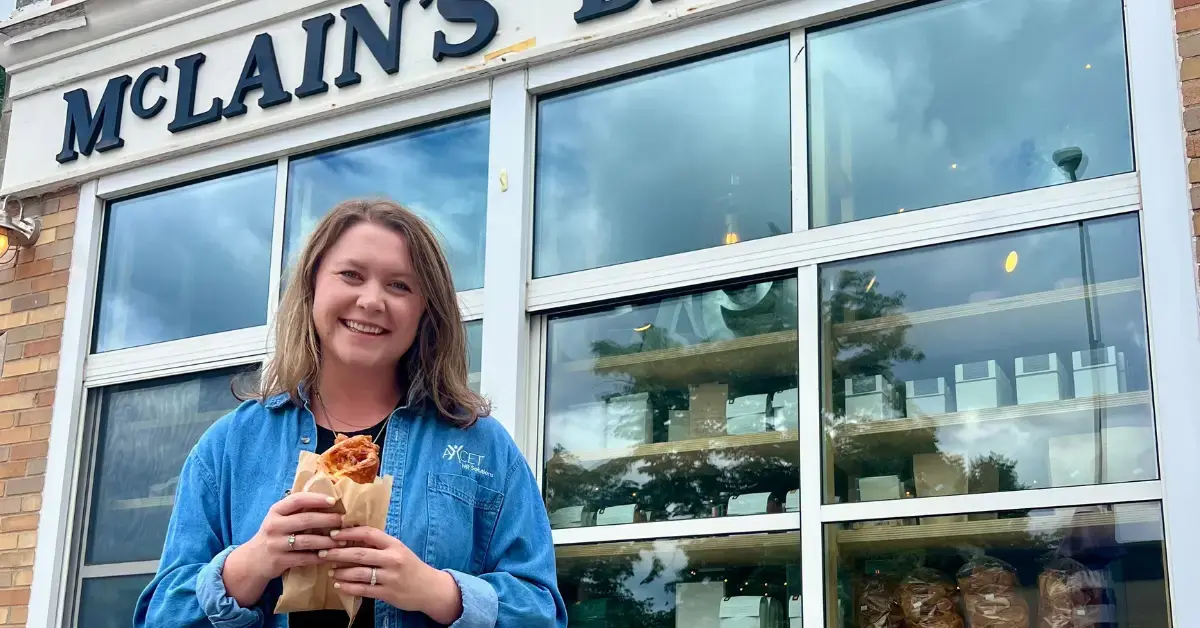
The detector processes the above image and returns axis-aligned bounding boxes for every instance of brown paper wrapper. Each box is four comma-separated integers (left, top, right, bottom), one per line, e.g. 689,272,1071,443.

274,451,394,626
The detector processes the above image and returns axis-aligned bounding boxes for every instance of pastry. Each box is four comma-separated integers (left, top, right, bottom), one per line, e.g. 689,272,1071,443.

317,434,380,484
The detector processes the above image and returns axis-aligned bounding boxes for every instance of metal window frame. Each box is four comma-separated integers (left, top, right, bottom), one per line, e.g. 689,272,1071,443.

30,0,1200,627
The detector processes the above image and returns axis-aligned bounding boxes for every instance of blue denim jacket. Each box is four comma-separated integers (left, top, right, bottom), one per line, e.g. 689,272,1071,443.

133,393,567,627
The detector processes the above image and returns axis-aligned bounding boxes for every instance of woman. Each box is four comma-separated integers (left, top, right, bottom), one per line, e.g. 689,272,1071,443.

134,199,567,627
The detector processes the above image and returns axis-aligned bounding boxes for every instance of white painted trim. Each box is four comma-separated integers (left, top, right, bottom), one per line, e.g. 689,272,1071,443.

90,81,491,201
1125,0,1200,624
29,180,102,628
0,0,84,33
789,28,809,233
523,315,546,475
457,289,484,322
83,326,269,387
479,71,534,439
819,482,1164,524
265,157,289,323
796,266,824,628
78,561,158,579
527,173,1141,311
552,513,799,546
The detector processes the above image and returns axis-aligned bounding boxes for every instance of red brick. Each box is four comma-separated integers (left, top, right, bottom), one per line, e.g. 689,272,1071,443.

0,464,26,482
14,260,52,280
6,443,44,462
0,551,33,568
0,283,30,302
0,588,29,606
50,255,70,273
0,346,20,363
1180,0,1200,8
14,249,33,266
3,327,41,345
0,382,18,398
29,426,48,441
30,272,67,293
0,515,36,534
32,239,72,262
4,477,42,496
32,391,52,408
1185,79,1200,107
1182,6,1200,32
55,223,74,239
42,321,62,338
0,430,30,448
0,418,13,433
21,338,57,359
15,410,48,427
7,293,46,315
18,372,54,392
0,500,19,517
24,459,44,476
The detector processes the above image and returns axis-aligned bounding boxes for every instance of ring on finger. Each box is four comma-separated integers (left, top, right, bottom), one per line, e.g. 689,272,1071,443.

370,567,377,586
287,534,296,551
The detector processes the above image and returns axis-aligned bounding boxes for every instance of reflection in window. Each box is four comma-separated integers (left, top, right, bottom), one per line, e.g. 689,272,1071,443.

557,533,801,627
543,277,799,529
84,367,250,565
826,502,1170,628
78,574,154,628
534,41,791,277
284,115,490,291
808,0,1133,227
94,167,276,352
819,215,1156,505
466,319,482,393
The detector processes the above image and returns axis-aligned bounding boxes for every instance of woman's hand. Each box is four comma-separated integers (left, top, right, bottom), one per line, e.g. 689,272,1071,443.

223,492,345,607
323,527,464,624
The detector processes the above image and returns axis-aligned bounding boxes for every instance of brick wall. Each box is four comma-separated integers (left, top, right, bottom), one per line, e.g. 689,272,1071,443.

1179,2,1200,270
0,189,76,626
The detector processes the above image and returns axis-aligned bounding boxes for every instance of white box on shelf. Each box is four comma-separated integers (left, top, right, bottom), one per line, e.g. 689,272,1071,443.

788,596,802,628
726,413,769,435
857,475,902,502
595,504,638,526
904,377,950,417
605,393,651,449
675,582,724,628
668,410,692,442
1103,426,1156,483
770,388,799,432
784,489,799,513
549,506,587,529
1049,433,1099,487
689,383,729,437
555,402,607,454
844,375,897,421
728,394,769,418
1015,353,1069,405
954,360,1014,411
719,596,784,628
727,492,774,516
1072,346,1125,398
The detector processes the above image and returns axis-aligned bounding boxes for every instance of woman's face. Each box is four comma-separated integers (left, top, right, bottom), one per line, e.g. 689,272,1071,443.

312,221,426,374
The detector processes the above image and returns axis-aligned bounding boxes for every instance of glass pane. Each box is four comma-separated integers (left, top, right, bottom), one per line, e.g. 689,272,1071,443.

85,367,251,565
557,532,801,627
826,502,1170,628
467,320,482,393
284,115,490,291
534,41,791,278
543,277,799,529
819,215,1155,505
94,167,276,352
808,0,1133,227
78,574,154,628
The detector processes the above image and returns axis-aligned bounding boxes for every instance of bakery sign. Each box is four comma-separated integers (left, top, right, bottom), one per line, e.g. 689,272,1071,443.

55,0,673,164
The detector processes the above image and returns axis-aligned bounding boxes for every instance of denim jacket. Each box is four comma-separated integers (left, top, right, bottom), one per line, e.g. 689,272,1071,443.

133,393,567,628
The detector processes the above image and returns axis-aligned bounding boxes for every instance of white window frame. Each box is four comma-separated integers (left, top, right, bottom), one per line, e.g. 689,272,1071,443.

29,0,1200,627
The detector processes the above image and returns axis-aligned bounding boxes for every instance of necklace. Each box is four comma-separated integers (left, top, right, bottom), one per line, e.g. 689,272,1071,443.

315,390,391,444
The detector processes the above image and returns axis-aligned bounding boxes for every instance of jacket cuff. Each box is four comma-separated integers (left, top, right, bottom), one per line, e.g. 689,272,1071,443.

445,569,498,628
195,545,266,628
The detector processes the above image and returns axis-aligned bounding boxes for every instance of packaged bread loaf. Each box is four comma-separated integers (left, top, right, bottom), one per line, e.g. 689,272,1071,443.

957,556,1030,628
855,574,903,628
1037,558,1105,628
898,567,965,628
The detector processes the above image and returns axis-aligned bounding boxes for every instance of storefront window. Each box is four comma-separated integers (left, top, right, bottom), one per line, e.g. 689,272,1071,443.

542,277,799,529
93,167,276,352
826,502,1169,628
820,215,1155,505
467,319,482,393
557,532,801,627
78,575,154,628
284,115,490,291
83,368,248,566
807,0,1133,227
533,40,791,278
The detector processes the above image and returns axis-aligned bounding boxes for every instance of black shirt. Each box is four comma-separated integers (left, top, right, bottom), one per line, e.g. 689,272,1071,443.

288,419,387,628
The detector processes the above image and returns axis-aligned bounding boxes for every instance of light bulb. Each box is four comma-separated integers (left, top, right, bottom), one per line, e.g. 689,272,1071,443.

1005,251,1019,273
0,231,10,254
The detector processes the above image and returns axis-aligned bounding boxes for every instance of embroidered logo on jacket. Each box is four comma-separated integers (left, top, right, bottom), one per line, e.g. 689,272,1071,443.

443,444,493,477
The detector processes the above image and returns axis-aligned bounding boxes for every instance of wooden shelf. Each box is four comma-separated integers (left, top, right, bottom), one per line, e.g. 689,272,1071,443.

556,330,798,386
836,502,1160,554
550,429,798,464
833,278,1141,336
111,496,174,511
556,530,799,565
835,390,1150,438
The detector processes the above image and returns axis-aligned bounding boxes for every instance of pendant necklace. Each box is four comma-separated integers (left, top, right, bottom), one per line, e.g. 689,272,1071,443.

316,390,390,445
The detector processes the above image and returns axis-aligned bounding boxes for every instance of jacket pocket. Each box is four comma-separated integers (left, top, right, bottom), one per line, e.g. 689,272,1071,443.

424,473,504,574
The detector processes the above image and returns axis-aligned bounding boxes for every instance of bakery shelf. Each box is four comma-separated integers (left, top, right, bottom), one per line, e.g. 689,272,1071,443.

549,429,799,464
835,502,1160,554
832,278,1141,336
556,530,799,565
557,330,799,386
111,496,175,511
834,390,1151,438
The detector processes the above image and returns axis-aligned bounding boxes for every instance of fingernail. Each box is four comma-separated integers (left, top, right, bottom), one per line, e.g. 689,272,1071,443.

328,570,334,577
339,541,346,547
318,550,328,558
325,496,336,505
333,582,341,590
329,529,339,538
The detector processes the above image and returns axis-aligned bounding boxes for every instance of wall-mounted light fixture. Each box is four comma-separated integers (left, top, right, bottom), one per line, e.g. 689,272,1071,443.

0,197,41,257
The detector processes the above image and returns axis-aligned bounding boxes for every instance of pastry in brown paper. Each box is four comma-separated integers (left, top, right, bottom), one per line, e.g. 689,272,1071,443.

1037,559,1106,628
274,450,394,627
957,557,1030,628
855,575,904,628
318,434,380,484
898,567,965,628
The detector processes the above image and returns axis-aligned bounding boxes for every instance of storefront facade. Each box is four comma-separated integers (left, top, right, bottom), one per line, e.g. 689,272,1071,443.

0,0,1195,625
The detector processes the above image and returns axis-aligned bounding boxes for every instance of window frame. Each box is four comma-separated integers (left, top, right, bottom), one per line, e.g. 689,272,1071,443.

29,0,1200,627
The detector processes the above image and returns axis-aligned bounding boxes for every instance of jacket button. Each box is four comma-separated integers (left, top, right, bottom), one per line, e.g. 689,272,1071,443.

301,436,311,445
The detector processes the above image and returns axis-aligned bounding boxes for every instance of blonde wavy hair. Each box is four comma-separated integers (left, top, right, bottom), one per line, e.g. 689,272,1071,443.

240,198,490,428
